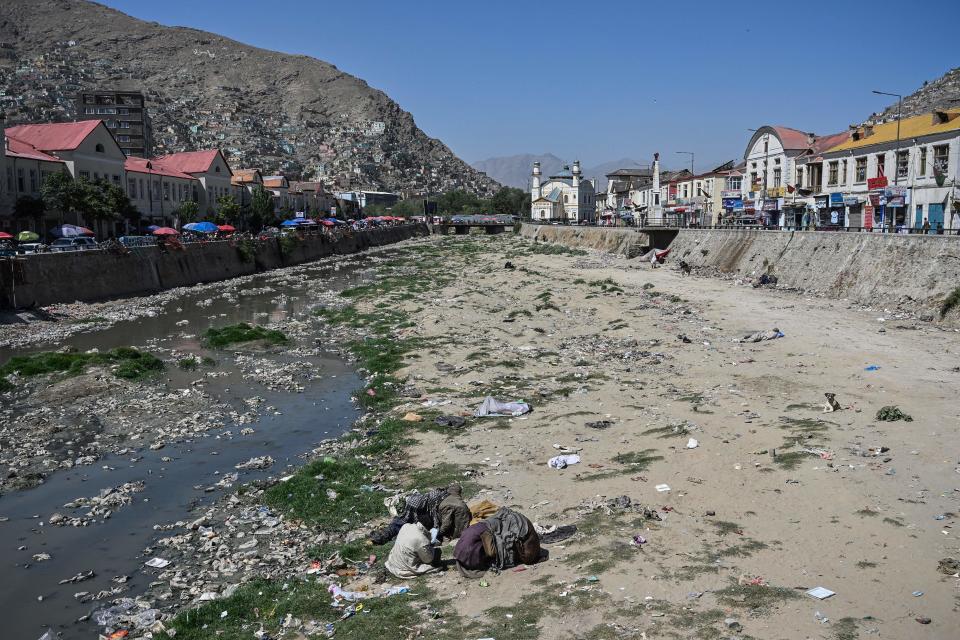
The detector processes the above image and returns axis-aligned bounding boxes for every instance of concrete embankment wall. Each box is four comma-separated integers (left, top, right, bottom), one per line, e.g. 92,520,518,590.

519,224,654,257
668,229,960,309
0,224,428,309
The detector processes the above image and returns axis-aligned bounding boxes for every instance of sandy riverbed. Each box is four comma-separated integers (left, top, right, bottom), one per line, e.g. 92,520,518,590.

373,233,960,639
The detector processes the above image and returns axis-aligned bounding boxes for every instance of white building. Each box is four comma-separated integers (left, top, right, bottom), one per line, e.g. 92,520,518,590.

803,109,960,231
530,160,595,223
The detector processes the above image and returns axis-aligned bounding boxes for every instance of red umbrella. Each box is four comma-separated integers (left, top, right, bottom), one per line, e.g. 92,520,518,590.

76,226,95,236
152,227,179,236
217,224,236,232
0,232,13,239
320,220,335,226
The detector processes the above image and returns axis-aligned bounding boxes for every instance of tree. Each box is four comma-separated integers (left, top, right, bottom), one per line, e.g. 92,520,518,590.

101,182,139,235
437,190,483,215
41,170,82,225
215,195,242,226
249,185,275,231
177,200,200,227
79,180,121,237
14,195,45,232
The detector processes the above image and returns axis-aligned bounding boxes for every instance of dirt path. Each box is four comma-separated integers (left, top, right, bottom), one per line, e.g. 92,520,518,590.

387,235,960,639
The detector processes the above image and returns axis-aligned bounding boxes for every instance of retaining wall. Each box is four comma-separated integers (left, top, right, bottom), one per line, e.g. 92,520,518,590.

668,228,960,309
0,224,428,309
519,224,653,257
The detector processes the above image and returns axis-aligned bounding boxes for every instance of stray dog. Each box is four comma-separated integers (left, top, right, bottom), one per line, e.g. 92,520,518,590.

678,260,692,275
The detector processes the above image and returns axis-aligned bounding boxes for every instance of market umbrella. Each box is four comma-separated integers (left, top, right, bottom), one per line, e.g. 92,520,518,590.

146,225,161,232
280,219,301,227
16,231,39,242
298,219,317,225
319,220,335,227
152,227,179,236
50,224,90,238
0,232,13,240
217,224,236,232
184,221,219,233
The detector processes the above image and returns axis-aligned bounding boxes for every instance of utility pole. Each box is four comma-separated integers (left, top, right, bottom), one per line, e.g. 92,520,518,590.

873,89,902,232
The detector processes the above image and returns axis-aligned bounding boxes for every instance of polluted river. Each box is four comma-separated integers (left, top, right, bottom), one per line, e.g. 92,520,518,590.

0,249,392,640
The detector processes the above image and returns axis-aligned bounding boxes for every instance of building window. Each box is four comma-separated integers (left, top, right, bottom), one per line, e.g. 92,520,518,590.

119,108,129,115
29,169,37,192
113,174,121,185
919,147,927,176
827,161,838,186
796,167,803,186
841,159,848,184
773,168,781,187
875,153,885,177
79,170,90,180
915,204,923,227
6,167,11,191
117,135,130,143
163,183,170,200
896,151,909,179
855,157,867,182
95,143,105,153
84,107,94,115
128,178,137,198
140,179,145,199
933,145,949,174
727,176,741,191
17,168,25,192
153,180,160,199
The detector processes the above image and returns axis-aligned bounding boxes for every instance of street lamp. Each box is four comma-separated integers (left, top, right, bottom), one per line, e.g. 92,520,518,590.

873,89,902,232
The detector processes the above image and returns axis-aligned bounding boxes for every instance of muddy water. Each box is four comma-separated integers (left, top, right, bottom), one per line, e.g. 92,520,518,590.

0,257,376,639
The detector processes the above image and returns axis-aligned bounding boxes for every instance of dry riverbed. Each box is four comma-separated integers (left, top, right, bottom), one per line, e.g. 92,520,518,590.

3,233,959,640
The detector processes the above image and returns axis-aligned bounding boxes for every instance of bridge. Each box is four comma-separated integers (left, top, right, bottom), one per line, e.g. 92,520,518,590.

432,215,516,235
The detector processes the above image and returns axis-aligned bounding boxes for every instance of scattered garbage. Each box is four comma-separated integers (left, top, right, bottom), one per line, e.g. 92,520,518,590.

548,454,581,469
655,484,671,492
144,557,171,569
474,396,531,417
686,438,699,449
757,273,778,286
434,415,466,428
736,328,784,343
235,455,274,470
916,617,932,625
401,412,423,422
585,420,613,430
913,591,924,597
806,586,835,600
875,406,913,422
864,365,881,371
631,535,647,546
937,557,960,575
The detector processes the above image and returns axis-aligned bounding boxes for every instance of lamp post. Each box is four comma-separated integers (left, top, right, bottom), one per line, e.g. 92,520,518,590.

676,151,694,226
872,89,902,232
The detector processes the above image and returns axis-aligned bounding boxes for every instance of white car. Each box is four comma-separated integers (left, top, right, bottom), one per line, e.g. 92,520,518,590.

49,237,98,252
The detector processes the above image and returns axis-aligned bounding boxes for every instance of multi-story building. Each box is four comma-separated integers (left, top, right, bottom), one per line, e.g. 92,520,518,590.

530,160,595,223
152,150,236,216
124,156,198,228
76,90,151,157
800,108,960,231
0,114,67,233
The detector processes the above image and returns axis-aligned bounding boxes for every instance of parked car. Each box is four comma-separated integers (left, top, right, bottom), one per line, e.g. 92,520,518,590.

16,243,45,254
49,237,98,252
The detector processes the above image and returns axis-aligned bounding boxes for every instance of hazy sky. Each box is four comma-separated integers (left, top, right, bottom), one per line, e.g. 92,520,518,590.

101,0,960,171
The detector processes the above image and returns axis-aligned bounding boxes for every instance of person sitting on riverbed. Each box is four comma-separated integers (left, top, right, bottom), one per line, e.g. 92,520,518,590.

385,522,442,579
437,483,471,542
453,507,542,577
369,487,449,545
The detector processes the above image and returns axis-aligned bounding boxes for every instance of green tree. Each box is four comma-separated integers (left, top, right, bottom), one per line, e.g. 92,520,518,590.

176,200,200,227
249,185,275,231
215,195,242,226
437,190,484,215
79,180,120,237
40,170,82,225
101,182,139,234
14,195,45,232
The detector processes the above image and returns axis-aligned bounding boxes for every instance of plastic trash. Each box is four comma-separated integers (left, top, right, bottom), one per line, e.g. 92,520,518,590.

655,484,670,492
37,630,54,640
434,415,466,428
686,438,699,449
384,586,410,596
548,454,581,469
632,535,647,546
144,557,170,569
806,586,835,600
474,396,531,417
864,365,881,371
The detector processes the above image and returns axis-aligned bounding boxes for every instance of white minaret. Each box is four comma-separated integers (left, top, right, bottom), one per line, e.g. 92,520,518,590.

651,152,661,221
572,160,581,188
531,161,541,200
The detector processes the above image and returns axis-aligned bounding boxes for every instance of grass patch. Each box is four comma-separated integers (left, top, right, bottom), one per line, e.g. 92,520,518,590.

832,616,860,640
941,285,960,317
0,347,164,390
772,450,816,470
711,520,743,536
203,323,289,348
855,560,878,569
642,422,690,438
714,580,800,613
526,242,587,256
563,541,637,574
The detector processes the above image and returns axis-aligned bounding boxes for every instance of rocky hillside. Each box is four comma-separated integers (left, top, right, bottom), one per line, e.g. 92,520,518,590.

873,67,960,121
0,0,498,195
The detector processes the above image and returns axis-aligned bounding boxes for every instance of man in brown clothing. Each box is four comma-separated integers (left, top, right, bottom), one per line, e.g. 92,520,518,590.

437,483,471,542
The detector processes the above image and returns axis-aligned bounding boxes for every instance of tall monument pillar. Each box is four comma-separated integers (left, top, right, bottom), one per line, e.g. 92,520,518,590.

651,152,661,224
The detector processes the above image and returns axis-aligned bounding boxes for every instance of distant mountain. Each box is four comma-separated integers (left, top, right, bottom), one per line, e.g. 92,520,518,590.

871,67,960,122
471,154,646,190
0,0,499,195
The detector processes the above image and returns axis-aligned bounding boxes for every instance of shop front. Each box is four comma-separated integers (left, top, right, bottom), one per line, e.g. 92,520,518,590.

844,196,861,228
761,198,781,227
825,192,845,228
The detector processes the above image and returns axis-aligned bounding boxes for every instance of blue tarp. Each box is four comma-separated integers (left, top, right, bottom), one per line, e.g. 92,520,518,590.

183,221,219,233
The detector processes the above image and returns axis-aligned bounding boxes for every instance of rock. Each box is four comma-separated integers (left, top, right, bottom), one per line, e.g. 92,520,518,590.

724,618,742,631
235,456,274,470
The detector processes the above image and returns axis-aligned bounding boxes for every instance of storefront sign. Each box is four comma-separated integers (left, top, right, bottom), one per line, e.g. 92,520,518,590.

762,200,777,211
885,185,906,197
864,205,874,229
830,192,844,206
815,196,829,210
722,198,742,209
886,196,905,207
867,176,888,190
721,190,741,199
843,196,859,206
830,210,840,224
868,194,881,207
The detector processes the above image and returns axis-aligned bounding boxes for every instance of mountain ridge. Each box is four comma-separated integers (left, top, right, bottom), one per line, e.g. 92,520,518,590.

0,0,499,195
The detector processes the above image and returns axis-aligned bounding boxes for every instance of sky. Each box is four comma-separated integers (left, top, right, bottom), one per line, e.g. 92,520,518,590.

100,0,960,172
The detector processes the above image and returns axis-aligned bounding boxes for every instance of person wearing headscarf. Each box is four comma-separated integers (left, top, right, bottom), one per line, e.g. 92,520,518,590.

385,522,441,579
437,483,471,542
369,487,449,545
